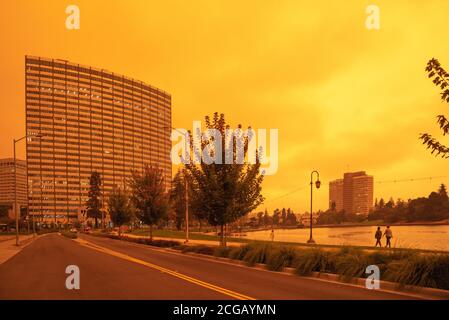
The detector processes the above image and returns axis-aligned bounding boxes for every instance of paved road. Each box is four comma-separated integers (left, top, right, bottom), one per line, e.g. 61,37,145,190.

0,234,420,300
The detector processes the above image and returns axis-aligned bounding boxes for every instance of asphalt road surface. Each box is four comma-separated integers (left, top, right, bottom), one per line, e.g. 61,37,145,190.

0,234,421,300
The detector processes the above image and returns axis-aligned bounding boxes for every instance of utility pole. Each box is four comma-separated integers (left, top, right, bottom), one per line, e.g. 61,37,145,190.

14,133,44,246
185,174,189,243
308,170,321,244
14,139,18,246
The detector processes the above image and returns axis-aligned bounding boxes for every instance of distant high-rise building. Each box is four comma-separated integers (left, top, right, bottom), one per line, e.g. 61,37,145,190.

25,56,172,223
329,171,373,215
351,174,374,215
329,178,343,212
0,158,27,219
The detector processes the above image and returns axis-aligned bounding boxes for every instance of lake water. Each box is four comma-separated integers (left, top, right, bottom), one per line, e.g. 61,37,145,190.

244,225,449,251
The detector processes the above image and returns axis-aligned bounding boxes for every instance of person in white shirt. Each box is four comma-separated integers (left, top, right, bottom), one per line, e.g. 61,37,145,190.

384,226,393,248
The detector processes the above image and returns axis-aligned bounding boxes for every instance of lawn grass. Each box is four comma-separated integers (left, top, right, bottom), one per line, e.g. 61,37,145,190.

126,227,448,254
128,228,251,243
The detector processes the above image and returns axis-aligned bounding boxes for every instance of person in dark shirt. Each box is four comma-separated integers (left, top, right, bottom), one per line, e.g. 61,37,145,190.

374,226,382,247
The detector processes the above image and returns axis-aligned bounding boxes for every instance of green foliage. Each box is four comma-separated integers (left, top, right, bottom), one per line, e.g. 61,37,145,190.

316,209,366,225
213,246,232,258
108,187,134,235
242,243,272,266
229,244,253,260
385,254,449,289
86,171,103,228
294,249,333,276
170,170,188,230
185,112,264,246
367,185,449,222
0,205,11,222
61,230,77,239
334,249,368,281
420,58,449,157
180,245,215,255
129,164,169,240
266,246,298,271
92,232,180,247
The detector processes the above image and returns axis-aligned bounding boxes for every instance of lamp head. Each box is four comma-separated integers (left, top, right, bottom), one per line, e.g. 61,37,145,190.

315,180,321,189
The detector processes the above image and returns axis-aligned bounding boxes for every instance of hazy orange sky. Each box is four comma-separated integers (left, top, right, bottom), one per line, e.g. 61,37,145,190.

1,0,449,212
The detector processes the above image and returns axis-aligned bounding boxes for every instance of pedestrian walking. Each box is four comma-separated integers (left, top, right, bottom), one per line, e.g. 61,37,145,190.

270,229,275,242
384,226,393,248
374,226,382,247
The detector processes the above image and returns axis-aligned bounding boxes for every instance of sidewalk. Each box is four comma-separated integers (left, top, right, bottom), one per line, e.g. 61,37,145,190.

0,234,36,265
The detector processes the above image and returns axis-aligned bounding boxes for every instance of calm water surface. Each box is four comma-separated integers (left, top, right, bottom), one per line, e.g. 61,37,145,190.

244,225,449,251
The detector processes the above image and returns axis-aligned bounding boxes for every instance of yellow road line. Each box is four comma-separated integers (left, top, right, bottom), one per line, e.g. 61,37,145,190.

75,238,255,300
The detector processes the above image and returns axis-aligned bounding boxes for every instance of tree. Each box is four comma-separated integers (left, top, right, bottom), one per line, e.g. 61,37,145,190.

86,171,102,228
438,183,448,200
129,164,169,241
330,201,337,212
185,112,264,246
281,208,287,226
0,205,11,224
272,209,280,225
420,58,449,157
170,170,188,230
263,209,271,226
256,211,264,227
108,187,134,236
286,208,297,225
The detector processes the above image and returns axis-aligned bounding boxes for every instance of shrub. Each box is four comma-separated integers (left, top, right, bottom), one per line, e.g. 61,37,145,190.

214,246,232,258
334,251,368,281
229,244,253,260
294,249,333,276
266,246,298,271
146,239,181,247
181,245,215,255
243,243,273,266
61,231,77,239
385,254,449,290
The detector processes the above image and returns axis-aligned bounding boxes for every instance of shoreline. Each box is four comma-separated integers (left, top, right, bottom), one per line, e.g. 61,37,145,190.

243,220,449,232
314,220,449,229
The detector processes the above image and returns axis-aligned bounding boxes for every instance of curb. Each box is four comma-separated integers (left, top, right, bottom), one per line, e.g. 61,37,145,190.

175,250,449,300
84,234,449,300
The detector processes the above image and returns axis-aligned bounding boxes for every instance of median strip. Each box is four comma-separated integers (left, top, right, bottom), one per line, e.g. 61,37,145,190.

74,238,255,300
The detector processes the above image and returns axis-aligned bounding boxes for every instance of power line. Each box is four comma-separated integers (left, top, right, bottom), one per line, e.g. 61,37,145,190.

264,174,449,204
375,175,449,184
265,185,308,203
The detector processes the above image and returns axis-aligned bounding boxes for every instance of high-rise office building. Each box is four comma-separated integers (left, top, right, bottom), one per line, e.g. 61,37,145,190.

25,56,172,223
0,158,27,219
329,178,343,212
351,174,374,215
329,171,373,215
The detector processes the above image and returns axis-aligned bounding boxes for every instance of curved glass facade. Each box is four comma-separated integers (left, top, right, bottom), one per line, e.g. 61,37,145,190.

25,56,172,222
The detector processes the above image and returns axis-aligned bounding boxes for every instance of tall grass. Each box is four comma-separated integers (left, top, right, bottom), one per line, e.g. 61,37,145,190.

294,249,334,276
228,244,253,260
214,246,232,258
333,249,368,281
242,243,273,266
266,246,298,271
385,254,449,290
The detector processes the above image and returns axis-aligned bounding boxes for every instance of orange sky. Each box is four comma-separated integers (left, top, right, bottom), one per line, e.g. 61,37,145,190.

1,0,449,212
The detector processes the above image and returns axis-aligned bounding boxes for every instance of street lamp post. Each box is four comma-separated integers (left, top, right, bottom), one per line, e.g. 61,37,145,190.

164,126,190,243
14,133,44,246
307,170,321,244
184,172,189,244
